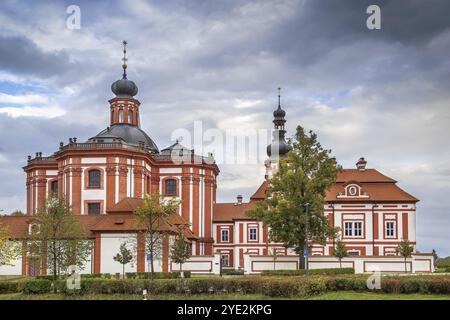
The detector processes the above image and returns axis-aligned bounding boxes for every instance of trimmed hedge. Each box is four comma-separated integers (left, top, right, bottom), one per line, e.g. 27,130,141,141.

18,279,52,294
125,272,191,279
0,281,19,294
261,268,355,276
222,270,245,276
2,274,449,297
381,276,450,294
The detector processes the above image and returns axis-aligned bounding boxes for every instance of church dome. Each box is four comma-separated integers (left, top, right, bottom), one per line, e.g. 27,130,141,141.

89,124,159,153
273,106,286,118
111,77,138,98
266,139,292,158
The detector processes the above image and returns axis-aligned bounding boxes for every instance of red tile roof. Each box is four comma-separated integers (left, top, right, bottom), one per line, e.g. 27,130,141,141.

336,169,396,183
213,201,257,222
213,168,418,222
0,197,197,240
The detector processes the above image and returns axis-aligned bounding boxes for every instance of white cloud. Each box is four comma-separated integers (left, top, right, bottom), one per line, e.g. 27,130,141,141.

0,92,48,104
0,105,65,118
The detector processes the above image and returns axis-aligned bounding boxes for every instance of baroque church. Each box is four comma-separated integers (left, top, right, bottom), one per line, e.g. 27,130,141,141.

0,44,434,275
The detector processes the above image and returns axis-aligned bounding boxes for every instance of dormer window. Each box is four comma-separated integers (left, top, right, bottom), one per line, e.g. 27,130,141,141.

337,183,369,199
348,185,358,196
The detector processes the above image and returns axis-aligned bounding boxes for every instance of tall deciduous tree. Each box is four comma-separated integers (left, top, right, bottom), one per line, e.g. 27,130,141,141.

397,239,414,273
28,195,92,292
135,193,180,279
170,225,192,274
0,224,20,267
113,242,134,279
248,126,341,269
333,240,348,268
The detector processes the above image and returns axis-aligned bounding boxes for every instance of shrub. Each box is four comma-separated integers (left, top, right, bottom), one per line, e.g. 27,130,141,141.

0,281,19,294
81,273,102,279
260,268,355,276
18,279,52,294
35,275,55,281
222,270,245,276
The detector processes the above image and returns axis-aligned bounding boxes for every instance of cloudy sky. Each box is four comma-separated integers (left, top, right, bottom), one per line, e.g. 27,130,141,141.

0,0,449,255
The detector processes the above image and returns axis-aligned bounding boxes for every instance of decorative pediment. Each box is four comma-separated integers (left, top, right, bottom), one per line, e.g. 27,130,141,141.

336,182,369,199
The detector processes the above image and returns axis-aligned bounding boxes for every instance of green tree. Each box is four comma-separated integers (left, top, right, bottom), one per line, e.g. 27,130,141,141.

247,126,341,269
0,224,20,266
396,239,415,273
333,240,348,268
28,195,92,292
113,242,134,279
135,193,180,279
170,225,192,274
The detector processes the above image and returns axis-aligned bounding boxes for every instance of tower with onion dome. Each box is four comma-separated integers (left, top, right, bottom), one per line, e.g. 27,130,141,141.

264,88,292,179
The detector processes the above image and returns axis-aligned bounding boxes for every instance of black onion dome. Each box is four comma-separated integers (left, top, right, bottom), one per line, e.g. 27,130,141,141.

111,76,138,98
273,106,286,118
266,139,292,158
89,124,159,153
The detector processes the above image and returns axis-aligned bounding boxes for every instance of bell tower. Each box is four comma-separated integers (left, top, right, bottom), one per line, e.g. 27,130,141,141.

265,88,292,179
109,40,141,127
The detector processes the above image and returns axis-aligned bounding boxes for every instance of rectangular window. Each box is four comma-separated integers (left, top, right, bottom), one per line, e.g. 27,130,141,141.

51,180,58,194
88,170,101,188
220,254,229,267
165,179,177,196
354,222,362,237
344,221,363,238
385,221,396,238
221,229,229,242
344,222,353,236
348,250,360,256
249,228,257,241
88,202,101,215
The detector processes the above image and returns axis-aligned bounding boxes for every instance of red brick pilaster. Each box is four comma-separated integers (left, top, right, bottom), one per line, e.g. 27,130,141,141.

94,233,101,273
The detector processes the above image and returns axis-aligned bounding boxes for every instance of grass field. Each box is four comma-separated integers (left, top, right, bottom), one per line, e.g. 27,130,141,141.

1,291,449,300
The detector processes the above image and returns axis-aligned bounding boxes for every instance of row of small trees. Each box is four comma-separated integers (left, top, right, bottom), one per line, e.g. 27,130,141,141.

112,224,192,279
0,192,192,291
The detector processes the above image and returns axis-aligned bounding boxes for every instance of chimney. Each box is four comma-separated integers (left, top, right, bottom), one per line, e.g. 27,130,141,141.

236,194,243,205
356,157,367,171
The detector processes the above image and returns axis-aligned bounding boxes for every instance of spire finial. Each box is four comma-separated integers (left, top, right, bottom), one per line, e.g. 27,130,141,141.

122,40,128,78
277,87,281,108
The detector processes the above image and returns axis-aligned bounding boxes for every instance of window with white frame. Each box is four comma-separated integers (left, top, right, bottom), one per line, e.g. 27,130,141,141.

344,221,363,237
220,254,229,267
221,229,229,242
385,221,396,238
249,227,257,241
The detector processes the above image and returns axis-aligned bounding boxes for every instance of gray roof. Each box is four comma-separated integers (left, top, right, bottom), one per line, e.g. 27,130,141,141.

160,141,192,155
89,124,159,153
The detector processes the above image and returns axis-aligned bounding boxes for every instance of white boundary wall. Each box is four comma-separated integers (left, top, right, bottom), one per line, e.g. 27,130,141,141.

244,253,434,274
170,254,221,274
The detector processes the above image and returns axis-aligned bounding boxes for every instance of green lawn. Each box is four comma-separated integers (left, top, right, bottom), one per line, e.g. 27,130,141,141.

1,291,449,300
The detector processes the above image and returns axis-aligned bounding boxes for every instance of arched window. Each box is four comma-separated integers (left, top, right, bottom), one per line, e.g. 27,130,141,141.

164,179,177,196
128,110,133,123
118,109,124,122
51,180,58,194
111,109,115,122
88,169,101,188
